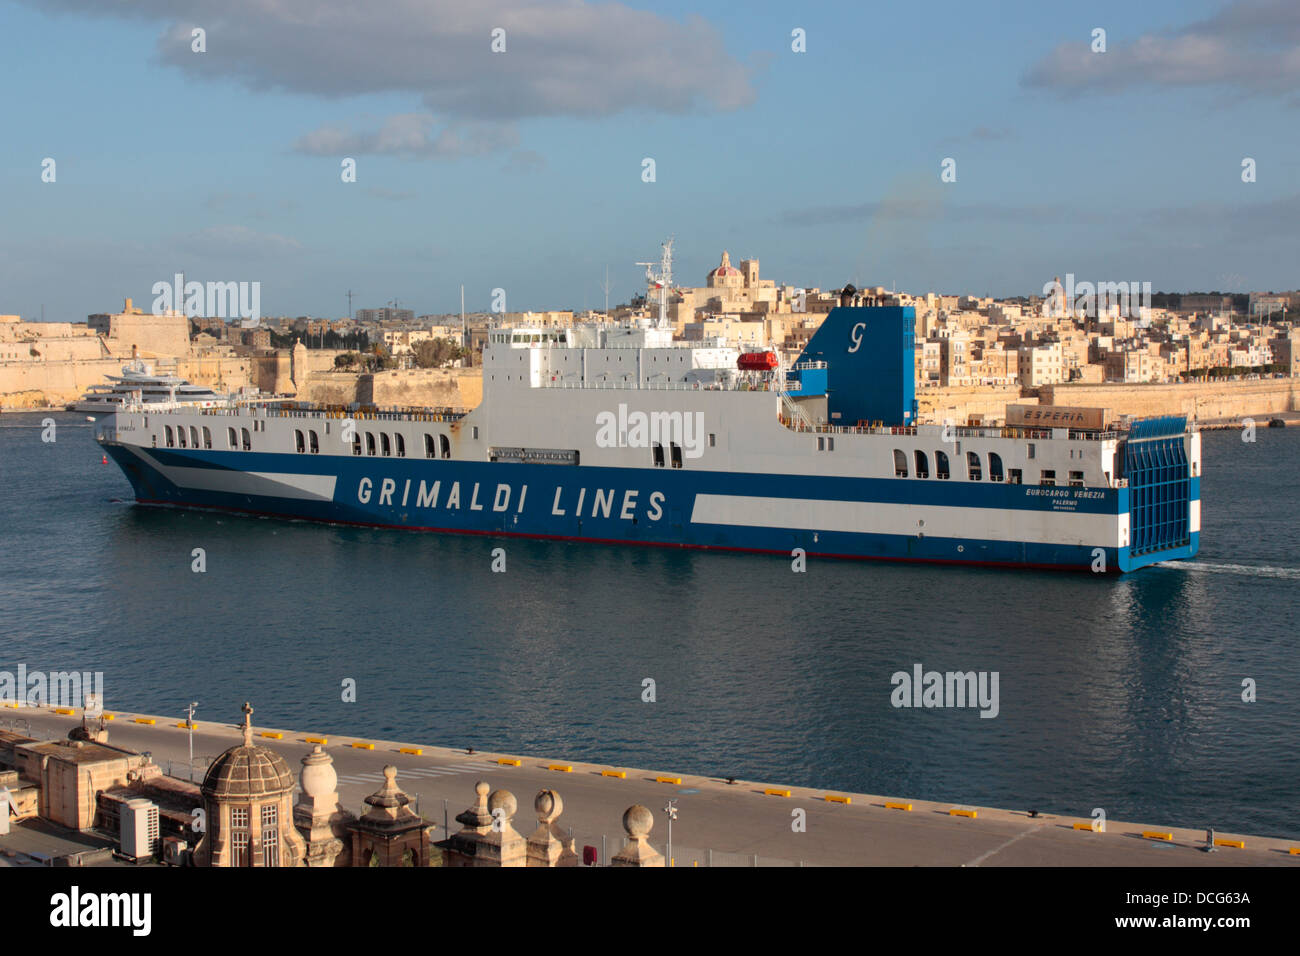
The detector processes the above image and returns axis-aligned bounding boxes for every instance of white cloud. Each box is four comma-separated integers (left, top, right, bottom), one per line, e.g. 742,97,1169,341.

293,113,519,158
28,0,754,119
1024,0,1300,97
175,225,302,257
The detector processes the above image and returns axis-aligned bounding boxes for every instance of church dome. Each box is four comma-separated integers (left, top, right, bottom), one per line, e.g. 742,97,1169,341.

709,250,740,280
202,744,294,799
201,702,294,799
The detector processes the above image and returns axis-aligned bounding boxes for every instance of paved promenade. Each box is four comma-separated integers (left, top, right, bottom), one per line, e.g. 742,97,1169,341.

7,706,1297,866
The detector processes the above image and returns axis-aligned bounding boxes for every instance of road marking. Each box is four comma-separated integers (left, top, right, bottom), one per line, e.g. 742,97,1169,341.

963,823,1040,867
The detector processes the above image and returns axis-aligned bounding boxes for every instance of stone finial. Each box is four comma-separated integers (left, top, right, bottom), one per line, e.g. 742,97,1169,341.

527,789,578,867
295,745,353,868
454,780,494,834
361,765,418,824
299,745,337,800
487,789,518,826
480,789,525,866
611,804,663,867
240,701,254,746
535,789,562,825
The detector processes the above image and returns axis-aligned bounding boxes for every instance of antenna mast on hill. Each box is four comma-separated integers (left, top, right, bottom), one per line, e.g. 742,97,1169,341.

345,290,355,321
599,265,613,317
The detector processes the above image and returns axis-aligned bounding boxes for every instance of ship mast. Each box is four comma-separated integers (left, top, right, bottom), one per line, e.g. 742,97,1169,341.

636,238,673,329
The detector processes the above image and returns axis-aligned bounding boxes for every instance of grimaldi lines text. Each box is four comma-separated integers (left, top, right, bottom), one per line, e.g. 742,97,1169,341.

96,304,1200,573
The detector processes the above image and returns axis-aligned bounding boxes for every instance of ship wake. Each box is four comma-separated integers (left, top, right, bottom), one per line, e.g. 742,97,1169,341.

1155,560,1300,580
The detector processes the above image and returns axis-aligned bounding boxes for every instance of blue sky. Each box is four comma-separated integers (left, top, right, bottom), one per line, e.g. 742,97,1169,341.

2,0,1297,321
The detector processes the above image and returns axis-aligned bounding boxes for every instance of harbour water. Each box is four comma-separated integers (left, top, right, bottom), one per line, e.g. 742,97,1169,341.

1,413,1297,837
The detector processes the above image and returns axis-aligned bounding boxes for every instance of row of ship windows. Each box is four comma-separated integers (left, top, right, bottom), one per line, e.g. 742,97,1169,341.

154,426,1082,488
890,448,1084,487
344,431,451,459
158,424,456,460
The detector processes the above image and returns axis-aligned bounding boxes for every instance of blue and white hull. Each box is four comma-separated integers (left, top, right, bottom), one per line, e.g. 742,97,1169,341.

103,441,1197,572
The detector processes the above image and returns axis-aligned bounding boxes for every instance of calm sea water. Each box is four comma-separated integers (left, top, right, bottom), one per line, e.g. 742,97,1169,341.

1,413,1297,837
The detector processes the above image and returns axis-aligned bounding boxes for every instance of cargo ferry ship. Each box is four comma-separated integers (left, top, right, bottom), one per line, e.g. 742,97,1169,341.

96,251,1199,573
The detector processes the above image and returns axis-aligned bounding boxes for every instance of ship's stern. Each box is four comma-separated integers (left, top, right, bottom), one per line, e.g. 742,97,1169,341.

1115,417,1199,572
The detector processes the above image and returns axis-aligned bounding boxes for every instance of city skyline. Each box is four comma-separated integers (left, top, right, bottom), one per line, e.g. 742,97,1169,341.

3,0,1299,320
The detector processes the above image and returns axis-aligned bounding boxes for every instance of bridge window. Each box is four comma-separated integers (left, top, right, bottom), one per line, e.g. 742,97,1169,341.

425,434,436,459
227,427,237,449
165,425,174,447
670,442,683,469
241,427,251,451
440,434,451,459
1007,468,1022,485
202,426,212,449
294,429,305,453
1069,470,1084,488
309,430,319,454
365,432,376,456
1040,469,1056,487
914,450,929,479
967,451,982,481
935,450,950,479
395,433,405,458
652,442,664,467
893,449,908,477
989,452,1004,482
381,433,391,457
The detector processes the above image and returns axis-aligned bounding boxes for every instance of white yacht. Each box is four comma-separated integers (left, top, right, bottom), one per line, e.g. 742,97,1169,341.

72,362,232,414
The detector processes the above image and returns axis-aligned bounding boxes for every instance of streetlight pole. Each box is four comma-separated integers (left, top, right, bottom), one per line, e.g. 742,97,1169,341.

186,702,198,781
663,799,677,867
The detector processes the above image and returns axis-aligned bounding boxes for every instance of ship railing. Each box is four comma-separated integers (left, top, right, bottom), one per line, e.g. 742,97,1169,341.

175,404,469,423
773,421,1111,441
539,380,775,391
778,390,814,430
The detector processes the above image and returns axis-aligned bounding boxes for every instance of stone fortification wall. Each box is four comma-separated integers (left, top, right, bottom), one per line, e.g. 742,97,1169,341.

296,368,482,409
1039,379,1298,421
916,385,1027,424
0,357,126,408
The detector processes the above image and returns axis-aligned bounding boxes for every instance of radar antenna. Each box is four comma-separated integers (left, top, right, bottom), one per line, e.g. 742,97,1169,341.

635,238,674,329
